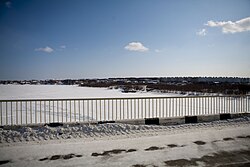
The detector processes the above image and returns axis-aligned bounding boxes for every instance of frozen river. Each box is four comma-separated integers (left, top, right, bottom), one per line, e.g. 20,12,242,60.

0,84,178,100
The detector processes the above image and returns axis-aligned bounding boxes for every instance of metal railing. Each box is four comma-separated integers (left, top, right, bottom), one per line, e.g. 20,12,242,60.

0,95,249,125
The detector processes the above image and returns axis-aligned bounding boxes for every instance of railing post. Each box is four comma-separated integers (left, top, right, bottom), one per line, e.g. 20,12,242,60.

104,99,106,121
62,100,63,123
126,99,129,119
192,97,195,116
159,98,162,118
141,99,143,118
130,99,133,119
91,100,93,122
35,101,37,124
248,96,250,112
122,99,125,119
65,100,67,122
49,101,51,123
112,99,114,120
134,99,136,119
10,102,12,125
155,98,158,118
120,99,122,120
40,101,42,124
44,101,46,123
210,97,212,115
116,99,118,120
107,100,109,120
16,102,18,125
0,102,2,126
21,102,22,125
87,100,90,122
163,98,165,117
241,96,243,113
30,101,32,124
148,99,151,118
247,96,249,112
52,101,54,122
74,100,76,122
166,98,168,117
83,100,85,121
98,100,101,121
69,100,71,121
95,100,97,121
169,98,171,117
175,98,177,117
57,100,59,122
234,97,236,113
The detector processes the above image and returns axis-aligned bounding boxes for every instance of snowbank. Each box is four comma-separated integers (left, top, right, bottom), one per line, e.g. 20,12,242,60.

1,117,250,144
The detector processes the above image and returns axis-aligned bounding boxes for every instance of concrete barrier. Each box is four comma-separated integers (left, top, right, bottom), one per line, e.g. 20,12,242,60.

98,121,115,124
231,113,250,119
1,113,249,129
116,119,145,125
185,116,198,123
45,122,64,127
220,113,231,120
197,115,220,123
145,118,159,125
159,117,185,126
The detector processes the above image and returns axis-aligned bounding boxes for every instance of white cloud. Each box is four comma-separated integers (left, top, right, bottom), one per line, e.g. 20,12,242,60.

35,46,54,53
60,45,66,49
5,1,12,8
205,17,250,33
124,42,149,52
196,28,207,36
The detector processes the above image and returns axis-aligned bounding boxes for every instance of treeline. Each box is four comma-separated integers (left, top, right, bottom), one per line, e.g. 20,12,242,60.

146,83,250,95
79,82,250,95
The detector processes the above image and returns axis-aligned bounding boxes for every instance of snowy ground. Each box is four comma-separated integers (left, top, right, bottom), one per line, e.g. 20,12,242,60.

0,117,250,167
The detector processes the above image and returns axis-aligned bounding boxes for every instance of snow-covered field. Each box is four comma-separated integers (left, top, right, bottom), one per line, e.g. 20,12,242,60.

0,85,249,125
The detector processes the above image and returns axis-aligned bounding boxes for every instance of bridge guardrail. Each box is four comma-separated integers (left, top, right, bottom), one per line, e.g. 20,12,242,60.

0,95,249,125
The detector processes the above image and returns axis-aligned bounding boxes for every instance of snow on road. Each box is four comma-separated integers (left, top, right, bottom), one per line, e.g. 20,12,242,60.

0,117,250,167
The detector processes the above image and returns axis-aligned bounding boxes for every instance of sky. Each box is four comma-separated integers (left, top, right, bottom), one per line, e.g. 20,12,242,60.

0,0,250,80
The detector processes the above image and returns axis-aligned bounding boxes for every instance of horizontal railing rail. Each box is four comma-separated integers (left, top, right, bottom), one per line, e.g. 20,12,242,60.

0,95,249,125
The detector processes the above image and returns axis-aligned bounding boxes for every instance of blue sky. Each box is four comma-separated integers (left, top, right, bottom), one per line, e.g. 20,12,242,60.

0,0,250,80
